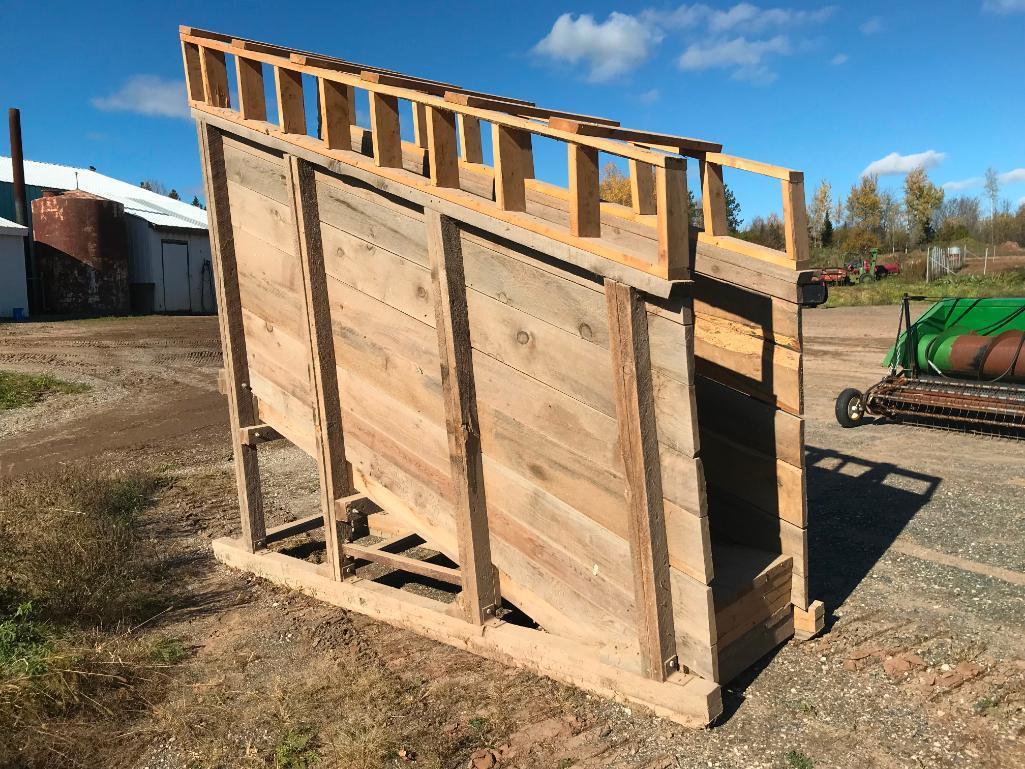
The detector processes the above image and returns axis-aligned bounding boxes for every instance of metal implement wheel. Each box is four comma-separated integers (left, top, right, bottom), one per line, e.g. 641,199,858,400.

835,388,866,428
858,273,873,284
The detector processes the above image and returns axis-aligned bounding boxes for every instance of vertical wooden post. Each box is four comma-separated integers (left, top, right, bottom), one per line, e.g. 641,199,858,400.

425,209,500,625
369,92,402,168
236,57,267,122
200,48,231,108
605,278,678,681
182,42,205,102
426,107,460,188
700,160,728,236
275,67,306,134
412,102,429,149
782,175,810,265
568,144,600,237
521,133,535,180
319,78,352,150
656,157,690,280
457,114,483,163
492,124,527,212
629,160,656,216
197,121,264,551
286,155,353,581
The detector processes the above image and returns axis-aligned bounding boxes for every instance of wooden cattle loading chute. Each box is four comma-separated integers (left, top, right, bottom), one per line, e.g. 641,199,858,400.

182,25,826,726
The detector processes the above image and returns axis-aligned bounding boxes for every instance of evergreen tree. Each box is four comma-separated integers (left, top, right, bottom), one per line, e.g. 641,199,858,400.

724,184,742,234
168,189,180,201
191,195,202,208
821,211,833,247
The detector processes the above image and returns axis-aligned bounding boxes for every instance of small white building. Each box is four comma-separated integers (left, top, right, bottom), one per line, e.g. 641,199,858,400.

0,216,29,318
1,157,213,313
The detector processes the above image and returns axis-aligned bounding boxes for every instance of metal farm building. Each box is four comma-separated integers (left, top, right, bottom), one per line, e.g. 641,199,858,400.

1,157,214,314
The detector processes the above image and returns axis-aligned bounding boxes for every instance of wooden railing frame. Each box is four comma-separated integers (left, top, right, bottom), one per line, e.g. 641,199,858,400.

181,27,810,278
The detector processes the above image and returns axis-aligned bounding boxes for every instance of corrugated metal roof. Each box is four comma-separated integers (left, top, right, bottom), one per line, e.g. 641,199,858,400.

0,156,208,231
0,215,28,237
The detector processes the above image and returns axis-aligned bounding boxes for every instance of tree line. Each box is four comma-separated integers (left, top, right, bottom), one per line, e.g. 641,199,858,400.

599,162,1025,256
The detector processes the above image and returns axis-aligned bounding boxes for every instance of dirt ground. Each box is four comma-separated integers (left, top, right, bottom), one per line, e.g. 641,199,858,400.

1,306,1024,769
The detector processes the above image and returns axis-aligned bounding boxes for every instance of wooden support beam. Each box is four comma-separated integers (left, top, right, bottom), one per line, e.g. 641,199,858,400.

412,102,429,148
238,423,283,446
344,543,463,586
492,124,528,212
199,47,231,108
236,56,267,122
568,143,600,237
444,92,619,126
605,279,679,681
368,92,402,168
275,67,306,134
197,122,263,551
318,77,351,150
426,209,500,624
700,160,728,237
286,155,353,580
782,176,810,265
458,114,483,163
265,513,325,544
793,599,825,640
426,106,460,189
656,157,691,280
182,41,205,102
629,160,656,216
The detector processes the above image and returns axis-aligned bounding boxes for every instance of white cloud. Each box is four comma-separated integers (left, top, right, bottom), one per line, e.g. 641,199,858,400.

532,12,661,81
999,168,1025,183
708,2,836,32
862,150,947,176
639,88,661,104
830,52,848,65
983,0,1025,13
535,4,836,82
860,16,883,34
942,177,983,191
678,35,790,82
92,75,190,119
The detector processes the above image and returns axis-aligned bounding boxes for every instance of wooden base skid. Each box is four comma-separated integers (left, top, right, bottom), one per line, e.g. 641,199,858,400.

793,599,825,641
213,537,723,727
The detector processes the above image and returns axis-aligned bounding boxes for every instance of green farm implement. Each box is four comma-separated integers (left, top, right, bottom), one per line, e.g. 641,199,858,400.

836,294,1025,436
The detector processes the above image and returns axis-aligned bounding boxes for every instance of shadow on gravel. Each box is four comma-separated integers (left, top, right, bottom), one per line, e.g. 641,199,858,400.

805,445,941,610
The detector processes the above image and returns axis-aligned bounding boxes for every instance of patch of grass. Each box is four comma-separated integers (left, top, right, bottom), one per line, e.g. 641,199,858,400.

0,371,89,410
0,602,51,678
785,749,814,769
973,695,1000,715
0,467,167,626
822,268,1025,308
148,636,189,665
275,726,320,769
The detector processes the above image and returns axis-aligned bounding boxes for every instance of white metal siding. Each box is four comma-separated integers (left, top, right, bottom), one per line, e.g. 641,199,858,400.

0,233,28,317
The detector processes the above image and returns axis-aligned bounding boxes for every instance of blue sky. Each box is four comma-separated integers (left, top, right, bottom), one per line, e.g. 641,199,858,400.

2,0,1023,221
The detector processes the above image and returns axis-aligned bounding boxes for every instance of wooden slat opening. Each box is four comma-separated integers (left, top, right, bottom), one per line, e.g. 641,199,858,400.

369,92,403,168
568,143,600,237
236,56,267,122
656,157,690,280
412,102,429,149
275,66,306,134
265,513,325,544
200,47,231,108
493,124,529,212
319,77,352,150
426,106,460,189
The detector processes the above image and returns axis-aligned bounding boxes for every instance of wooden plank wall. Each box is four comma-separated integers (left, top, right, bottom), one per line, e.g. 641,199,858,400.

691,273,809,613
217,131,719,680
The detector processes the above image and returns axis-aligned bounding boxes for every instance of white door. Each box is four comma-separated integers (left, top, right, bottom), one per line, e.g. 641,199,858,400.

161,241,191,312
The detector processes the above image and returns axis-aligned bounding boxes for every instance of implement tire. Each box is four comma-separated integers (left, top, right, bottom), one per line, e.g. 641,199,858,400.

835,388,866,428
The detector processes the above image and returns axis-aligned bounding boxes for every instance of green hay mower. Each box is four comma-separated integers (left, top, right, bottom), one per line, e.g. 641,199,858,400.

836,294,1025,436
